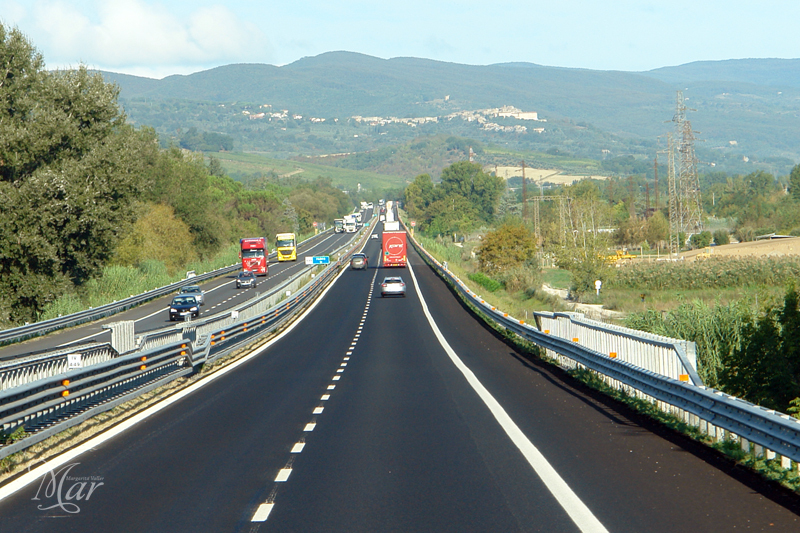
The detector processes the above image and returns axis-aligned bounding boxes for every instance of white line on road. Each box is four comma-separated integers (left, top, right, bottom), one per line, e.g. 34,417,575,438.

291,442,305,453
303,423,316,432
313,407,324,414
275,468,292,482
0,252,353,504
407,262,609,533
252,503,274,522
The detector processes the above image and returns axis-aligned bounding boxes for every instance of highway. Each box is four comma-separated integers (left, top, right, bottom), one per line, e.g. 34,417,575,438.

1,220,799,531
0,225,364,361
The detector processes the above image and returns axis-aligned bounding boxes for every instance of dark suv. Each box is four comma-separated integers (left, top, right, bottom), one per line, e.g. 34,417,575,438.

169,296,200,321
236,271,257,289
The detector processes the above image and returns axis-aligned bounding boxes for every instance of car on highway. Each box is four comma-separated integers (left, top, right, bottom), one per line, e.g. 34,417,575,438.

351,253,368,270
178,284,204,306
236,270,257,289
381,276,406,297
169,295,200,321
371,233,378,239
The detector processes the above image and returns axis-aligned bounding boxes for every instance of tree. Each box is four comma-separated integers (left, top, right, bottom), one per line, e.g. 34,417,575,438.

476,224,537,275
790,164,800,202
0,24,155,322
644,211,669,249
712,229,730,246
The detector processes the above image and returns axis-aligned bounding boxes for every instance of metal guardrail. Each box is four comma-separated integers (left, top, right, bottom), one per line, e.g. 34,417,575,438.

0,225,369,460
407,225,800,467
0,264,239,347
0,229,334,347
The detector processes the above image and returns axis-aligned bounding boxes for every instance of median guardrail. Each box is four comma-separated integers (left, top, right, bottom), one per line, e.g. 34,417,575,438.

0,230,333,348
0,224,369,460
407,223,800,469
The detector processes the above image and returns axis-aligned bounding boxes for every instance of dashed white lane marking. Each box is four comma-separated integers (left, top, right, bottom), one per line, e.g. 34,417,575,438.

248,252,377,524
4,250,354,508
275,469,292,482
252,503,274,522
407,262,609,533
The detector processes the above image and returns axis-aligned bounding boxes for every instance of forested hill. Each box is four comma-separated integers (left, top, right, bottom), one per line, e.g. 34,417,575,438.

102,52,800,162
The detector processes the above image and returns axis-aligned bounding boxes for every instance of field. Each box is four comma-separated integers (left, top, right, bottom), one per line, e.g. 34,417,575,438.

209,151,407,192
680,237,800,261
492,166,611,185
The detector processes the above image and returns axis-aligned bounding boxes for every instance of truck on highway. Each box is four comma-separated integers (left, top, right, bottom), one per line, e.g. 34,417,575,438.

382,231,407,268
384,220,400,231
334,218,344,233
240,237,268,276
275,233,297,261
344,216,357,233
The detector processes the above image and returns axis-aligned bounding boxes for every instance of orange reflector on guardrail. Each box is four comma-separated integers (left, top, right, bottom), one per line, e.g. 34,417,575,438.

61,379,70,387
679,374,689,382
62,390,69,397
544,330,550,334
243,323,248,332
491,307,496,310
141,356,147,362
609,352,617,358
140,365,146,371
573,338,579,342
180,351,187,356
503,313,508,317
520,320,525,325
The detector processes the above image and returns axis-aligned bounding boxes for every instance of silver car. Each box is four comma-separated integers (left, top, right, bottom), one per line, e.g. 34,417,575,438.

179,285,204,306
381,276,406,297
351,253,368,270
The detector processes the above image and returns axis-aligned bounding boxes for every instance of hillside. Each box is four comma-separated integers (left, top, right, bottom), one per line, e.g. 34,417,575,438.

102,53,800,171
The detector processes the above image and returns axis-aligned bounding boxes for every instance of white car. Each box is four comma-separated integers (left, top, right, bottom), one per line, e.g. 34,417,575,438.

371,233,379,239
381,277,406,297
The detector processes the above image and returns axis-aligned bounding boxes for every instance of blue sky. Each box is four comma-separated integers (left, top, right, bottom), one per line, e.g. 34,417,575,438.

1,0,798,79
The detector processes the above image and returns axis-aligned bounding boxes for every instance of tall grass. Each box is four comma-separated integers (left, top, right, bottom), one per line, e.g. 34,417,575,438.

38,244,240,322
611,256,800,290
625,298,756,387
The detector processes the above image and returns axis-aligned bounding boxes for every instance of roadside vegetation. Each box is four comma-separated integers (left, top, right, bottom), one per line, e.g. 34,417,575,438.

0,25,353,327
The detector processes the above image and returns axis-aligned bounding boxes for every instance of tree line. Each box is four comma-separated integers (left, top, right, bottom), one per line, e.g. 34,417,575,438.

0,25,350,325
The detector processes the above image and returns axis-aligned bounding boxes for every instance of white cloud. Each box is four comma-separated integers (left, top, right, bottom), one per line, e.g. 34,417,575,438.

27,0,271,75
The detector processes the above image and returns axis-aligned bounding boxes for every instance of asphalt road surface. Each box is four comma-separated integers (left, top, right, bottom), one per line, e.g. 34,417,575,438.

0,221,798,532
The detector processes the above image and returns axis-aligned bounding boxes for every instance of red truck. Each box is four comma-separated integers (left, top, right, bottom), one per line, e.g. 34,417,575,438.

240,237,268,276
382,231,407,268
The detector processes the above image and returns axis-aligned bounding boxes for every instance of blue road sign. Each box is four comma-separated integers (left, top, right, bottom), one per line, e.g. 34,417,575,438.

312,256,330,265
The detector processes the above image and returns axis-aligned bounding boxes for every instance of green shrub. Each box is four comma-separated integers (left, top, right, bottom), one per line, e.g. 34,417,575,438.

713,230,730,246
497,266,541,293
468,272,503,292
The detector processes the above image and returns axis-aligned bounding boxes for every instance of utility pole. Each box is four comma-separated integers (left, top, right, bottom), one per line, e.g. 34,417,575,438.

521,160,528,222
653,155,659,211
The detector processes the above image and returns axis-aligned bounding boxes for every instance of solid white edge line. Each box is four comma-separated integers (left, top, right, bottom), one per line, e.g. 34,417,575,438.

407,261,609,533
0,256,354,503
251,502,274,522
